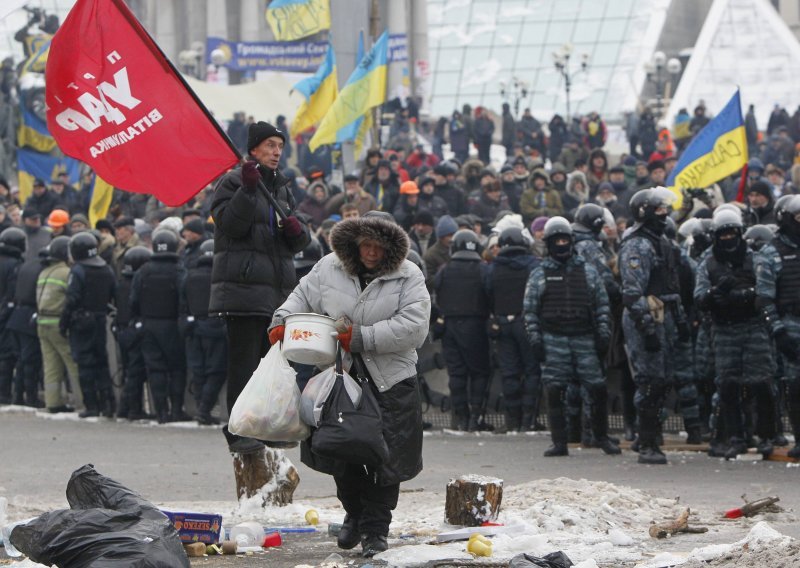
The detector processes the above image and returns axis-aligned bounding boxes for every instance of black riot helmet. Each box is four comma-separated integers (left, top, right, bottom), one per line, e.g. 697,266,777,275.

712,208,745,258
121,246,152,276
498,227,528,252
543,216,574,262
0,227,26,255
664,217,677,240
574,203,606,236
450,229,483,260
744,224,774,252
69,232,104,266
774,194,796,225
629,187,676,235
293,236,323,270
48,236,70,263
152,229,179,253
778,194,800,242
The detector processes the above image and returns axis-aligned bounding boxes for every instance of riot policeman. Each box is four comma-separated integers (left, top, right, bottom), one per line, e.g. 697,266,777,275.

620,187,686,464
61,232,116,418
5,246,48,406
485,227,541,432
115,246,152,420
0,228,25,404
434,229,491,431
696,209,775,459
180,239,227,425
523,217,618,457
571,203,621,445
755,194,800,458
131,229,187,424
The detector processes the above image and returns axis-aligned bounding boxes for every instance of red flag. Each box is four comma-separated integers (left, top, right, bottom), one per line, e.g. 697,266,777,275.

45,0,239,206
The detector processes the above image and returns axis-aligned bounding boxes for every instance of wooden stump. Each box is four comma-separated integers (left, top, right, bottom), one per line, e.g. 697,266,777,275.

233,448,300,506
444,474,503,526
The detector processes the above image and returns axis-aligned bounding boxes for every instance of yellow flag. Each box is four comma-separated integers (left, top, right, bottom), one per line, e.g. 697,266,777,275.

89,175,114,228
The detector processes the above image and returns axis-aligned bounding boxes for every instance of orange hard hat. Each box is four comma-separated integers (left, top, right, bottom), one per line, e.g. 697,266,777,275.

47,209,70,228
400,181,419,195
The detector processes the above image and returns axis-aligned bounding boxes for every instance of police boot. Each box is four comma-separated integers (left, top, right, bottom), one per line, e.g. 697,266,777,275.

590,388,621,455
724,437,749,460
685,424,703,445
544,386,568,457
24,382,43,409
637,411,667,465
453,406,470,431
99,390,116,418
520,407,534,432
79,389,99,418
196,401,221,425
504,406,522,433
467,405,482,432
624,421,637,442
787,407,800,459
567,411,582,444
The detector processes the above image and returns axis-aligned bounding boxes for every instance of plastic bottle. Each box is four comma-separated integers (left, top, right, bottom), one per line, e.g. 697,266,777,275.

304,509,319,525
228,521,264,548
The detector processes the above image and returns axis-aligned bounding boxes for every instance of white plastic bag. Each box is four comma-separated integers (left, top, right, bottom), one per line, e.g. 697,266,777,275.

300,365,362,427
229,344,310,441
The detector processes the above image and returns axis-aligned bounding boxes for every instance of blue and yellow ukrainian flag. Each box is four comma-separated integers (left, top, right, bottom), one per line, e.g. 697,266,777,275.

21,34,51,75
292,41,338,135
17,148,80,204
88,173,115,228
309,30,388,152
667,90,748,207
18,106,57,153
266,0,330,42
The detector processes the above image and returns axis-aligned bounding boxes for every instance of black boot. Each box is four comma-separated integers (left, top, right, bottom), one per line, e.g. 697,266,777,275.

453,406,469,431
99,390,116,418
685,425,703,445
787,406,800,459
467,405,481,432
79,388,99,418
724,437,749,460
590,387,621,455
544,386,568,457
638,411,667,465
336,514,360,550
504,407,522,433
624,422,636,442
196,402,221,425
361,534,388,558
520,406,534,432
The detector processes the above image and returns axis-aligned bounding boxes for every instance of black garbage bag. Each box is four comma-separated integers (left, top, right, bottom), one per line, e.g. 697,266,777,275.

9,464,189,567
509,550,575,568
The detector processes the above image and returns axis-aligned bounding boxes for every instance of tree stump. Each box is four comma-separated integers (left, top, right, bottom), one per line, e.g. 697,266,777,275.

233,448,300,506
444,474,503,526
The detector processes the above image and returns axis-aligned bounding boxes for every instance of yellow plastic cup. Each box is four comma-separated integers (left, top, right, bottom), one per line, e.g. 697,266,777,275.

467,537,492,557
304,509,319,525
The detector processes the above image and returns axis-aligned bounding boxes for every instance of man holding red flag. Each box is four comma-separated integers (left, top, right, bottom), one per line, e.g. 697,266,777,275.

210,122,310,454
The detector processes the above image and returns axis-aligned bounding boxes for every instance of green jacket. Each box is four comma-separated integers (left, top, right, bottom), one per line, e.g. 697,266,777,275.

36,261,70,324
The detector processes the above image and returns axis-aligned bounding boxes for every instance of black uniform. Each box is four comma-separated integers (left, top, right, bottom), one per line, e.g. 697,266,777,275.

5,256,46,406
131,252,186,422
434,256,491,430
62,262,116,415
114,269,147,419
485,248,541,431
0,247,24,404
180,253,227,420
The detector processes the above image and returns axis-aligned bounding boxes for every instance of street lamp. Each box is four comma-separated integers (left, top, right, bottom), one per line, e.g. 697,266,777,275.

644,51,682,120
552,43,589,122
499,76,529,119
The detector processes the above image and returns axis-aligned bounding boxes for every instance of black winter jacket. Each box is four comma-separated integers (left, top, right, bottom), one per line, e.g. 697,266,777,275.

209,166,310,317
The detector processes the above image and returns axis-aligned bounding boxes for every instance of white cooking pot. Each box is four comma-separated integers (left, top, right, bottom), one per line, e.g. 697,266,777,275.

282,313,338,366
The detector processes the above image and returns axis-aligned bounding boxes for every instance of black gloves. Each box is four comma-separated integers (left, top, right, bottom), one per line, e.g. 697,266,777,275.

643,331,661,352
241,161,260,190
532,342,546,362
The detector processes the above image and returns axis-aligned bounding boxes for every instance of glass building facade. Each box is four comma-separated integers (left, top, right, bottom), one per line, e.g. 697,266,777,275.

427,0,671,121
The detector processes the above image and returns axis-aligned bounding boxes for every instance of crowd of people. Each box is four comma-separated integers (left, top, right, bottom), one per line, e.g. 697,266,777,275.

2,94,800,469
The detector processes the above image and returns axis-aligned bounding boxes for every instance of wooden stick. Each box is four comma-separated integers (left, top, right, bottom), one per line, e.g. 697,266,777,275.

649,508,708,539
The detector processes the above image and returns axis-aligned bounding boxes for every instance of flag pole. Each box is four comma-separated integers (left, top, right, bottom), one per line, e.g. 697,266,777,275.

108,0,289,219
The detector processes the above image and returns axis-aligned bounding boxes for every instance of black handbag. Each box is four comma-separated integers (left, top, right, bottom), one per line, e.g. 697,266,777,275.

310,350,389,467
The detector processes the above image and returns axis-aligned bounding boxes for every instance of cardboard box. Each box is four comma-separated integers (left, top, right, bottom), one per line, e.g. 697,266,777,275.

162,510,223,544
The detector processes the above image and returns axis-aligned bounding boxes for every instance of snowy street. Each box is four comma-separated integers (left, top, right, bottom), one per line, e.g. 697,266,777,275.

1,407,799,567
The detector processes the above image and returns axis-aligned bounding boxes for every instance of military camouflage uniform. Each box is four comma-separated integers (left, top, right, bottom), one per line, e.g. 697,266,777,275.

523,254,610,450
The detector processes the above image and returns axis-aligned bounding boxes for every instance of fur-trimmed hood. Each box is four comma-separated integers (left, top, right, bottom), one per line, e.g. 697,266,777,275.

330,216,410,277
